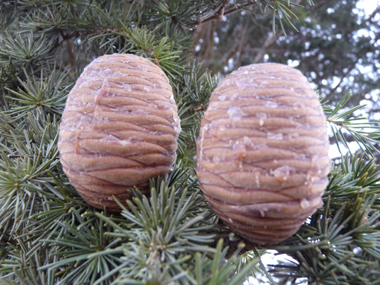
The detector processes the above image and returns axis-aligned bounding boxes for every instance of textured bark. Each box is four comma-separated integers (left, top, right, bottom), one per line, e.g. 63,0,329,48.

196,63,330,245
59,54,180,211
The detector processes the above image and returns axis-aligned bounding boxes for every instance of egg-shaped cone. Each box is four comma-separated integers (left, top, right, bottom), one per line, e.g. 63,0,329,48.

59,54,181,211
196,63,330,245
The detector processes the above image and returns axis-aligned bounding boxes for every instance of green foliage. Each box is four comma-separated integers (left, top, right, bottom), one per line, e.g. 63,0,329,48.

271,155,380,284
0,123,60,234
93,178,259,285
5,69,71,120
323,91,380,157
0,32,54,67
259,0,303,36
0,1,380,285
175,64,219,160
0,242,58,285
105,26,185,79
39,212,124,285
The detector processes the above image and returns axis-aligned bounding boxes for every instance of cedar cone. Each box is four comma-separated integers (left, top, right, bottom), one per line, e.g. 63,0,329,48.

58,54,181,211
196,63,330,245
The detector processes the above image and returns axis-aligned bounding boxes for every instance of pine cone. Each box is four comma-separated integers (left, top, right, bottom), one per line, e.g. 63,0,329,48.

196,63,330,245
58,54,180,211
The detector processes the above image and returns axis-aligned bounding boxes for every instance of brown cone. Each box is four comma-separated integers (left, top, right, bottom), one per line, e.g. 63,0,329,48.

58,54,181,211
196,63,330,245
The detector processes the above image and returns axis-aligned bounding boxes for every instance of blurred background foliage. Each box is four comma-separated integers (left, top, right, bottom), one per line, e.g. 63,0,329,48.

193,0,380,119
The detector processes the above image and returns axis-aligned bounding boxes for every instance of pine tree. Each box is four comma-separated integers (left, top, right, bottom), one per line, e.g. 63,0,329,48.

1,1,380,284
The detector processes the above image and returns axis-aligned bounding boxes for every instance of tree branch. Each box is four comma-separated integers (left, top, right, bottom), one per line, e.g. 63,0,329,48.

224,1,257,17
363,6,380,24
253,31,283,63
196,0,228,24
221,25,244,63
193,22,208,47
7,154,60,159
196,1,257,24
324,48,368,102
236,23,249,67
66,39,76,68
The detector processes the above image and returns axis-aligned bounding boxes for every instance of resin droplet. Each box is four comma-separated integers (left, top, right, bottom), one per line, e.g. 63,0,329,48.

227,106,243,121
267,133,283,140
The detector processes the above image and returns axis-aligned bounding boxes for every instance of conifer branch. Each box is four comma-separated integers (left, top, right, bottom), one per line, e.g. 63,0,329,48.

196,1,258,24
323,91,380,157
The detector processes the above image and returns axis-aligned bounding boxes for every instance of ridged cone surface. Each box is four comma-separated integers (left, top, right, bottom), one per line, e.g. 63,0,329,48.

58,54,180,211
197,63,330,245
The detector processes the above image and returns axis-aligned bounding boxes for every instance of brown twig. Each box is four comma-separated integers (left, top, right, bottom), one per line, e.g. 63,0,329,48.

7,154,60,159
253,31,283,63
193,22,208,47
324,57,362,102
235,23,249,67
196,1,257,24
327,118,371,138
363,6,380,24
66,39,76,68
223,1,257,17
204,21,217,59
199,0,228,24
221,25,244,63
